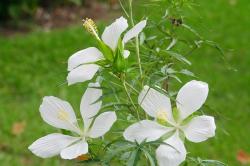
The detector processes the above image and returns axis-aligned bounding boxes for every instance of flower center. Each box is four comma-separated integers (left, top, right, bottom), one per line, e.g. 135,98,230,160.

82,18,100,40
156,110,168,125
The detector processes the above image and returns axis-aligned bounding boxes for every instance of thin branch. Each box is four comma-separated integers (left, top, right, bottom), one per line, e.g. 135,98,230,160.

128,0,143,87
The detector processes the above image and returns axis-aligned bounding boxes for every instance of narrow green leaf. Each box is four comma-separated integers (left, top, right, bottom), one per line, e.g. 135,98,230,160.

182,24,202,39
165,51,192,65
142,148,156,166
179,69,195,77
127,148,140,166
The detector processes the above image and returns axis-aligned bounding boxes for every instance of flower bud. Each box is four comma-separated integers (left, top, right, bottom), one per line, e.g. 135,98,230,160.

113,39,127,72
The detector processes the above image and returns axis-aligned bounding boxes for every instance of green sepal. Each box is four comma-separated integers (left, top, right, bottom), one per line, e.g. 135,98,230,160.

97,40,114,62
95,59,110,67
113,38,127,72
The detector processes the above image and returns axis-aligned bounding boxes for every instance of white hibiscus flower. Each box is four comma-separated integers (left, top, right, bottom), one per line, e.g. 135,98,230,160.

123,80,216,166
28,82,117,159
67,16,147,85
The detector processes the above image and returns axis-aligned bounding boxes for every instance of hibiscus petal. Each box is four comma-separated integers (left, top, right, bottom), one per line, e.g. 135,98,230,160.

60,141,88,160
176,80,209,120
156,132,186,166
182,115,216,143
88,111,117,138
28,133,79,158
67,64,99,85
138,86,174,123
80,82,102,130
39,96,81,134
101,16,128,50
68,47,103,71
122,20,147,44
123,120,173,144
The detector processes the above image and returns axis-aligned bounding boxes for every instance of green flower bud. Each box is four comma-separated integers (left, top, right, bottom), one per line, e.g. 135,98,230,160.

113,39,127,72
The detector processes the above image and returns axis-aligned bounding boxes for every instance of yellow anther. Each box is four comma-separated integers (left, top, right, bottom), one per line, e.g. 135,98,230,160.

57,110,69,121
156,110,168,123
82,18,99,39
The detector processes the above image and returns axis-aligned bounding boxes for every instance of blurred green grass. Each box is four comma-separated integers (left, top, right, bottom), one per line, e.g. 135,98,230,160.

0,0,250,165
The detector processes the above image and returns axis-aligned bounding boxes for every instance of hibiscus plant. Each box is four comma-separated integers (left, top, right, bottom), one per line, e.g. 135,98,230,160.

28,0,226,165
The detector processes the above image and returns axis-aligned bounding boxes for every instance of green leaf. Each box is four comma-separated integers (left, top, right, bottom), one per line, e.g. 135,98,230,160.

165,51,192,65
127,148,141,166
204,40,225,56
187,157,227,166
182,24,202,39
201,159,227,166
103,144,135,164
169,74,182,83
140,32,146,45
166,38,178,50
104,139,132,151
141,148,156,166
179,69,195,77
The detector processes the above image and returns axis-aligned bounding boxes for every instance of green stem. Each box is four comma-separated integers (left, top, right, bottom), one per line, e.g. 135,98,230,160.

121,74,140,120
125,82,139,94
109,72,139,94
129,0,143,86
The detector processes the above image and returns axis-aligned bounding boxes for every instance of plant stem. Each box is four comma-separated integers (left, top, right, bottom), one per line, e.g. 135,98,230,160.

128,0,143,86
125,82,139,94
121,74,140,120
108,72,139,94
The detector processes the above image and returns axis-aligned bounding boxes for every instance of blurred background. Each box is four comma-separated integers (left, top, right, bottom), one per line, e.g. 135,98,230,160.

0,0,249,165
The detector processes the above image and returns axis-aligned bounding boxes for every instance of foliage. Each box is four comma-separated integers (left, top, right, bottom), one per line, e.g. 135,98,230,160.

0,0,38,22
1,0,249,166
26,0,226,165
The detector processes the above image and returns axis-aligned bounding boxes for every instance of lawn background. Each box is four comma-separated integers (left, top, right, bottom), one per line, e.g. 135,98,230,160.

0,0,249,165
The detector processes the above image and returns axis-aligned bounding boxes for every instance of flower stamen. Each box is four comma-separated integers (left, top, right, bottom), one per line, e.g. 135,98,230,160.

82,18,100,40
156,110,168,124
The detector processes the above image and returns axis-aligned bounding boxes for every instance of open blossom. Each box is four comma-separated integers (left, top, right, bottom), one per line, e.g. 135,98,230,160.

67,16,147,85
123,80,216,166
28,83,116,159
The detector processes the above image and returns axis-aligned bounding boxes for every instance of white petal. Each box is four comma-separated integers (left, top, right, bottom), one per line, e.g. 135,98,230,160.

39,96,81,134
80,82,102,130
122,20,147,44
182,115,216,143
68,47,104,71
138,86,174,123
88,111,117,138
123,50,130,58
101,16,128,50
123,120,173,144
60,141,88,159
67,64,99,85
28,133,79,158
156,132,186,166
176,80,209,120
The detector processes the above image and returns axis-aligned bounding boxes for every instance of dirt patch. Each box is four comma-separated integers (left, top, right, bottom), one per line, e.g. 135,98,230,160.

0,1,120,37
